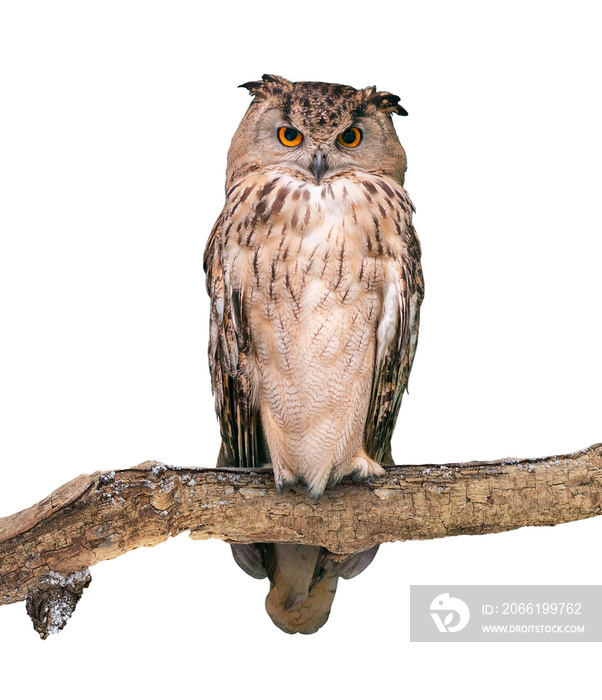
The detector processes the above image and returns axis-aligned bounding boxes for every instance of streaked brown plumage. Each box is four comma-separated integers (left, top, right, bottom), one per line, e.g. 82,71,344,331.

204,74,423,633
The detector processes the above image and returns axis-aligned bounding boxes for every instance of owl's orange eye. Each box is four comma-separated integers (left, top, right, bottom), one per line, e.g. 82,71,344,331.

278,126,303,147
337,127,362,148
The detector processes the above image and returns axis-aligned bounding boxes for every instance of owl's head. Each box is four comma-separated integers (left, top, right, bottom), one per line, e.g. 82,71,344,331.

226,74,408,189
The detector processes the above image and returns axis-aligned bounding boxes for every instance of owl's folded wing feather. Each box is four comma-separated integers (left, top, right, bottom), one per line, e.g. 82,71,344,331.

364,221,423,464
204,215,261,469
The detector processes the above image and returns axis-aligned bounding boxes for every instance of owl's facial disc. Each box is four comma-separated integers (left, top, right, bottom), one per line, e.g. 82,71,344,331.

226,79,409,189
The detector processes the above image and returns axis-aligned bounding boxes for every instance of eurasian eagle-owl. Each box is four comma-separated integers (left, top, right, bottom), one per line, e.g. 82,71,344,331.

204,74,423,634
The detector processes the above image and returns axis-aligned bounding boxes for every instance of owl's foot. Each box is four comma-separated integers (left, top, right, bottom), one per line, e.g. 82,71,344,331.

272,462,297,493
349,451,386,481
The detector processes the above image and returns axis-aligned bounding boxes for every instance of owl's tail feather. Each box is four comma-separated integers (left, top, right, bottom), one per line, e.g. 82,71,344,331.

265,544,336,634
231,542,379,634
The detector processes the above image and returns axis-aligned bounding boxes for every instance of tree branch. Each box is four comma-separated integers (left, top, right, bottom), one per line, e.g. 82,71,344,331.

1,443,601,636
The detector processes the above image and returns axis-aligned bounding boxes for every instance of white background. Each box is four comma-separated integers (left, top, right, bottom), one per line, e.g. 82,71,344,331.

1,1,600,697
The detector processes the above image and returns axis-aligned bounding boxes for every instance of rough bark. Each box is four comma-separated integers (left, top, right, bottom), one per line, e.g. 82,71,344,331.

1,443,601,636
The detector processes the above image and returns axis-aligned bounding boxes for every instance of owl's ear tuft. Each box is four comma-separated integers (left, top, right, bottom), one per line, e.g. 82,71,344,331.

372,91,408,116
239,80,265,96
239,74,291,99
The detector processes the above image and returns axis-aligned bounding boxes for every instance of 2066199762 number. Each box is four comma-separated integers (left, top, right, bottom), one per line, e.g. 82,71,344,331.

502,602,582,615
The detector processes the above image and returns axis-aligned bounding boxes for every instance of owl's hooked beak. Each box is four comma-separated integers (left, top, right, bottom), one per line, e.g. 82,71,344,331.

311,150,326,183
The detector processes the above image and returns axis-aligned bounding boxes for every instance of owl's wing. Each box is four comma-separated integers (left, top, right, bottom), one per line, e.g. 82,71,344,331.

364,221,424,464
204,215,261,469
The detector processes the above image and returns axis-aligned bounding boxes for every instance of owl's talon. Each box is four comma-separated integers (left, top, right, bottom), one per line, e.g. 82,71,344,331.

273,463,297,493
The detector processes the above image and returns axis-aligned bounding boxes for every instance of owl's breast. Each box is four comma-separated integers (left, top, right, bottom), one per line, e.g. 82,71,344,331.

222,168,411,297
220,168,412,405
